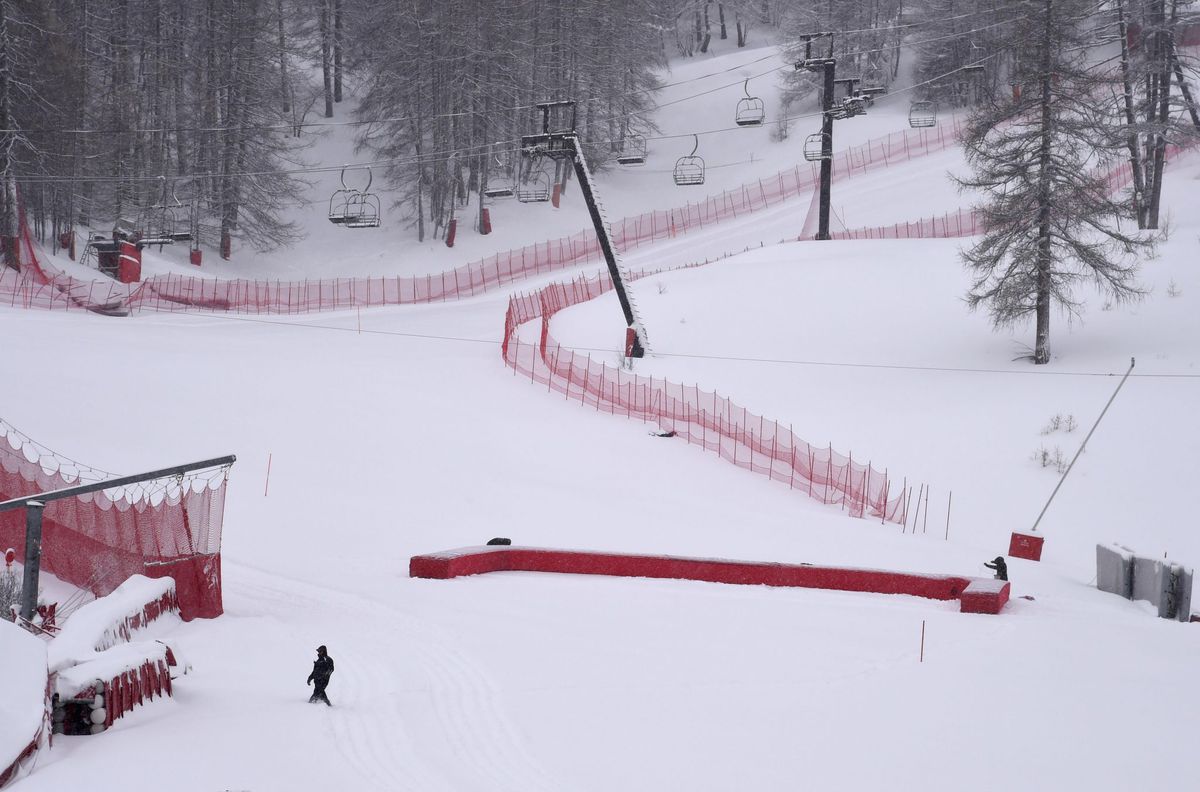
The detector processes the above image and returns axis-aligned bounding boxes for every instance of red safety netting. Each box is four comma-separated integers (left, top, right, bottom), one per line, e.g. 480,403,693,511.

816,139,1197,243
1,120,965,315
829,207,981,240
0,422,229,620
501,267,911,525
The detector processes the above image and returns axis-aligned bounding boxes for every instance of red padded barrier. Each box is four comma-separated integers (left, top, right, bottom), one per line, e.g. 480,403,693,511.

410,546,1009,614
961,580,1010,614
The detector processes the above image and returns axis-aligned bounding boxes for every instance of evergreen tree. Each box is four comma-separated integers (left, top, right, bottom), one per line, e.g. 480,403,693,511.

957,0,1153,365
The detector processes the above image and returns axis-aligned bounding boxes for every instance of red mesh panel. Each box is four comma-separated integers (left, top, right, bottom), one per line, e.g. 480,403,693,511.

5,129,1192,318
5,123,974,315
0,427,228,620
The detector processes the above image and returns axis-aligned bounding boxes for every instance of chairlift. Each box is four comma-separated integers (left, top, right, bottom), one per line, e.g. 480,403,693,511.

343,192,380,228
616,133,647,166
803,131,829,162
483,155,516,197
840,95,867,118
329,165,381,228
908,100,938,128
129,182,196,250
483,183,515,199
673,135,705,186
516,168,552,203
134,179,193,243
734,79,766,127
328,187,356,225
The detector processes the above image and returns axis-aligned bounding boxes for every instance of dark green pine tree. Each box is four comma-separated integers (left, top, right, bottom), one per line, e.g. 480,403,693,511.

957,0,1153,364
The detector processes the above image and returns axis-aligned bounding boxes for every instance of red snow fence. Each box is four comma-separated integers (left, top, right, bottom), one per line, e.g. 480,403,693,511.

503,266,911,524
829,207,981,240
410,546,1010,614
0,424,230,620
3,122,963,316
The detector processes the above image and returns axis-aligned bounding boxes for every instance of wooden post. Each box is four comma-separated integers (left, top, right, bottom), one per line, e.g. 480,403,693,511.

945,491,953,541
923,486,930,534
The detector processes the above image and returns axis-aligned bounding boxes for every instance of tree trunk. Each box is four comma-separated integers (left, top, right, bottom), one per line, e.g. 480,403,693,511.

0,0,17,269
1034,0,1055,365
333,0,342,103
1146,0,1171,228
320,1,333,117
718,4,727,39
277,0,289,112
1115,0,1146,227
1170,40,1200,131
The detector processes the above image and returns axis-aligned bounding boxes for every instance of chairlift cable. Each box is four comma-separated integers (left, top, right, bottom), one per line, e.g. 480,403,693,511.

183,312,1200,380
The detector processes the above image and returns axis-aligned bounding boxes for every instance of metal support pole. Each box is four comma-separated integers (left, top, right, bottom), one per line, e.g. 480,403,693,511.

1169,40,1200,132
817,60,835,241
0,454,236,514
1029,357,1136,534
522,101,644,357
568,135,644,357
19,501,44,623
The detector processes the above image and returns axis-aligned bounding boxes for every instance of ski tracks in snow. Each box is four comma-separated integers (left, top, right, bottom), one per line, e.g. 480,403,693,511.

231,567,559,792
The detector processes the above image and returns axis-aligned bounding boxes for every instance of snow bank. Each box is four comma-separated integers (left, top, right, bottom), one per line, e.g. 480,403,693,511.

0,620,49,789
55,641,172,701
47,575,178,673
46,576,180,735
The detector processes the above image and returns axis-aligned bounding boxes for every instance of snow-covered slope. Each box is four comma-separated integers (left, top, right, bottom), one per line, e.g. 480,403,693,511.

4,33,1200,792
0,620,47,788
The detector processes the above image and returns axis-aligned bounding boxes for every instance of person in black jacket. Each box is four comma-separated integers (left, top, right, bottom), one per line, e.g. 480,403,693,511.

984,556,1008,582
307,645,335,706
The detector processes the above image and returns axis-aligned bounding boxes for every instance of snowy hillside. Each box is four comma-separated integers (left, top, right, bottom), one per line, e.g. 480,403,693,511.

5,32,1200,792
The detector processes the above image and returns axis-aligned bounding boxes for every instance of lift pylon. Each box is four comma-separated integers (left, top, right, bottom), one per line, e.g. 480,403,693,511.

521,101,648,357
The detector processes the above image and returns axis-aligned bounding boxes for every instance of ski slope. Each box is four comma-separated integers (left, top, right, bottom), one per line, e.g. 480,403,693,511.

5,35,1200,792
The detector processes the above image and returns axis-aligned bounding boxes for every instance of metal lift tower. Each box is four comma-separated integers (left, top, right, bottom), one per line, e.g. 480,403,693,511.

521,101,648,358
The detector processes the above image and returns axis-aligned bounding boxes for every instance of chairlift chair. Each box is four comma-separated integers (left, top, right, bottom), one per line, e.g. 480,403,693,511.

862,65,885,90
840,95,867,117
803,132,829,162
328,165,381,228
343,192,381,228
734,79,766,127
328,189,357,224
483,183,515,199
672,135,705,186
516,168,552,203
908,100,938,128
483,155,516,197
616,134,647,166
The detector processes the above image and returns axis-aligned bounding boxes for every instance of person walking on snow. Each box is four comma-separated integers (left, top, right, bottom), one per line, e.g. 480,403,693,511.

984,556,1008,582
307,645,335,706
